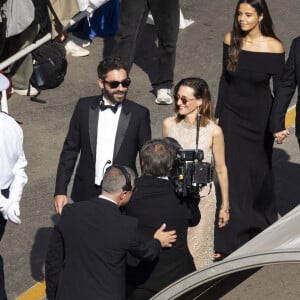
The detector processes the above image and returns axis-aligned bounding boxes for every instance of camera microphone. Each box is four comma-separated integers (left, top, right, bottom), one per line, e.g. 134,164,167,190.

102,160,112,177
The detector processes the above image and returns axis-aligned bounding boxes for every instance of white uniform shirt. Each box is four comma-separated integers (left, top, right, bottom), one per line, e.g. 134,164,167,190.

0,112,28,205
95,98,122,185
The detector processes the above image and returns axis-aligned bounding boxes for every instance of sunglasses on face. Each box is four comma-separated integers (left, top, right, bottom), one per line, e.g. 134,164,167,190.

174,95,196,105
103,78,131,89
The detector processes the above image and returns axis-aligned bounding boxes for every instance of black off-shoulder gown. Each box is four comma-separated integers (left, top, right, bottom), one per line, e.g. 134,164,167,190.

214,44,285,255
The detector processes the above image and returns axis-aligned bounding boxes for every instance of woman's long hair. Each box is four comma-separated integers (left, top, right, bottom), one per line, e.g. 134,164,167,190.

228,0,279,71
174,77,213,127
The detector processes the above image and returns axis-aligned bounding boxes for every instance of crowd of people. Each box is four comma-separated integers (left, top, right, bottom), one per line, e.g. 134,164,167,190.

1,0,300,299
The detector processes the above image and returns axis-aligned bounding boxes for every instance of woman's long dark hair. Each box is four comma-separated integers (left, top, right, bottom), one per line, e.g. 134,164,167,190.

228,0,279,71
173,77,213,127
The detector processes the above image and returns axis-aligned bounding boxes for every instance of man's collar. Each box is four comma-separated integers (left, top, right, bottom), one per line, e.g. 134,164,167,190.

99,195,118,206
102,96,122,107
100,100,120,113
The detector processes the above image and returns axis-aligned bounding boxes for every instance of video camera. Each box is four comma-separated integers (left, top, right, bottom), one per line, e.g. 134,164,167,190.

170,114,214,198
174,149,213,198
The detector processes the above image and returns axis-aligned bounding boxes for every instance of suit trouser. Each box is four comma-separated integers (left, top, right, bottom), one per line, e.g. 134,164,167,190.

0,214,7,300
5,22,39,90
48,0,80,38
112,0,179,89
0,190,8,300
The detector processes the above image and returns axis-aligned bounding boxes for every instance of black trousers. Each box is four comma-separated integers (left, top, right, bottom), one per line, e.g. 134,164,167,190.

0,190,8,300
0,215,7,300
112,0,179,89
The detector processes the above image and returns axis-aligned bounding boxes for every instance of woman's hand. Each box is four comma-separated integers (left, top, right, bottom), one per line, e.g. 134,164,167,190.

274,129,289,144
218,208,230,228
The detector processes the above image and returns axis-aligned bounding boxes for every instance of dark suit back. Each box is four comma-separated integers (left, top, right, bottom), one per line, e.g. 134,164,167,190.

45,197,160,300
54,96,151,201
124,176,200,293
270,37,300,138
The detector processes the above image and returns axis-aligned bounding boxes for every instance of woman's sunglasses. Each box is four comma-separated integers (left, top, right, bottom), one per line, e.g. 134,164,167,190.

103,78,131,89
174,95,196,105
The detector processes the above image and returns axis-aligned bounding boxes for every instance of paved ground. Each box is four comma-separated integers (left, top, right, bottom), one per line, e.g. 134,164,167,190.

1,0,299,299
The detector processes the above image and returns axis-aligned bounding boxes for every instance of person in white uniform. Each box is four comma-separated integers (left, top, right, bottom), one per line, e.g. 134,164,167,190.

0,112,28,299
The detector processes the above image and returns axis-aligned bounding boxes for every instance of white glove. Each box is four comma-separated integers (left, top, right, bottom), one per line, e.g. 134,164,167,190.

0,200,21,224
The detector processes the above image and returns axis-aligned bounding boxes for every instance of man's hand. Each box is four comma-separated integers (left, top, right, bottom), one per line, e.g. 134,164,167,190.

274,129,290,144
154,223,177,248
1,201,21,224
54,195,68,215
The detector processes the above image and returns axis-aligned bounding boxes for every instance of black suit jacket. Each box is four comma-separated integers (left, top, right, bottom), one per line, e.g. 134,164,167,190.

270,37,300,138
124,176,200,293
54,96,151,201
45,197,161,300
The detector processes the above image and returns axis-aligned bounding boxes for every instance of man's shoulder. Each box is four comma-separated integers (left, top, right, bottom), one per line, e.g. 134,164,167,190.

76,95,99,105
291,37,300,49
0,112,18,124
293,36,300,43
0,112,22,131
61,197,98,213
70,96,99,114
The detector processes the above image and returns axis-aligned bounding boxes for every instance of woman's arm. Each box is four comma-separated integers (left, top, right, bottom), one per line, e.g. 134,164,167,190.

212,124,229,228
162,117,173,137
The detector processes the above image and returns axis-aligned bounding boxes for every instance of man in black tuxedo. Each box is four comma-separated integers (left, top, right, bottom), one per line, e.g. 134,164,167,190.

53,56,151,214
45,165,176,300
125,139,200,299
270,36,300,146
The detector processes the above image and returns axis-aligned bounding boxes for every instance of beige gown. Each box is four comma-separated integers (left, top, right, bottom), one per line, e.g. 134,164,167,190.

168,118,216,269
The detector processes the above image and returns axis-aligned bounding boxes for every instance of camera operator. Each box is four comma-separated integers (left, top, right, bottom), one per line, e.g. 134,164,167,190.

124,138,200,300
163,77,229,268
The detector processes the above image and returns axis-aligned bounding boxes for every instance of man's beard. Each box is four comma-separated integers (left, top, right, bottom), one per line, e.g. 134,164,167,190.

103,87,127,105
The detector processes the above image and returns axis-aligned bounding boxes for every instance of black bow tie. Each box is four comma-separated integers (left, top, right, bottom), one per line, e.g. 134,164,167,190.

100,100,119,113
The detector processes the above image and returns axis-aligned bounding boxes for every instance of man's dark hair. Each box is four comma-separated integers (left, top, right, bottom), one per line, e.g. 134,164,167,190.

97,56,128,79
141,139,175,177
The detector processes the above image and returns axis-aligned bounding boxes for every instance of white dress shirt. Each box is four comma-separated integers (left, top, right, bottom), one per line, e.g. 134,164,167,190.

95,98,122,185
0,112,28,209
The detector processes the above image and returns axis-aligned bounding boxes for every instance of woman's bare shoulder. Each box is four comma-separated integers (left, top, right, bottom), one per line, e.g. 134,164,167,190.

266,37,285,53
163,116,176,126
224,32,231,45
211,122,224,137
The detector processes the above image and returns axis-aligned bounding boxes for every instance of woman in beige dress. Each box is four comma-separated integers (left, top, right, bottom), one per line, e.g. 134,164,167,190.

162,77,229,269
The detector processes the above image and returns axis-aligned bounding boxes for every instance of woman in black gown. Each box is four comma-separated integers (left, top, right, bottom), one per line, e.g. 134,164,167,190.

214,0,285,258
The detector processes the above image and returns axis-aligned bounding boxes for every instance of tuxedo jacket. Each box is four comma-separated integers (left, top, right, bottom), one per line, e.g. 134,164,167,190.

54,96,151,201
124,176,200,293
45,197,161,300
270,37,300,138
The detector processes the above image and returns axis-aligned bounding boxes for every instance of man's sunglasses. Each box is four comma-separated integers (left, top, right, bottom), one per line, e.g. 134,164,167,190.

103,78,131,89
